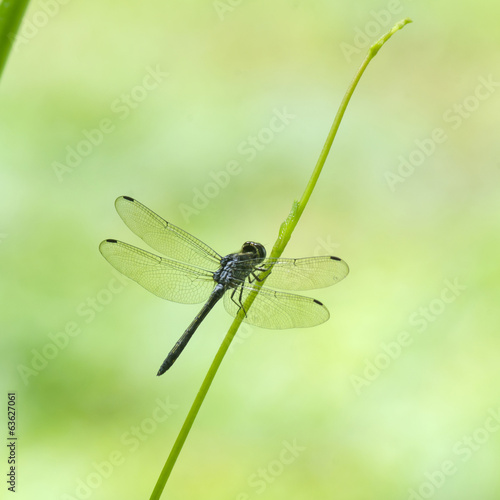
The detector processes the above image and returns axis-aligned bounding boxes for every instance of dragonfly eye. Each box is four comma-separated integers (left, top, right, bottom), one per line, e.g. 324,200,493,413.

241,241,266,260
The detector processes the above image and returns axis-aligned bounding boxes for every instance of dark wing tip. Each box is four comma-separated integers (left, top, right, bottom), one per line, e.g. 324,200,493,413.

115,195,135,206
99,239,118,256
313,299,324,306
330,255,350,279
99,239,117,252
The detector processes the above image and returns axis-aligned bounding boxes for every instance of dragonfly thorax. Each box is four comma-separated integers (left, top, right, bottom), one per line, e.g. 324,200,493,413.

213,242,266,289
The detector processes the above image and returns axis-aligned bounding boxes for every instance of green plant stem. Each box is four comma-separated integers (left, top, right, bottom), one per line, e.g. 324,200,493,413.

272,17,412,257
0,0,31,81
149,17,412,500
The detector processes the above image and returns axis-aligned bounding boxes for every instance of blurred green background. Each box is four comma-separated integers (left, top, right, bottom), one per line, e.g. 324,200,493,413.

1,1,499,499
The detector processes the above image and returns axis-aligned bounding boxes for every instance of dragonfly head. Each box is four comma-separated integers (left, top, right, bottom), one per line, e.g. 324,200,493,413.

241,241,266,262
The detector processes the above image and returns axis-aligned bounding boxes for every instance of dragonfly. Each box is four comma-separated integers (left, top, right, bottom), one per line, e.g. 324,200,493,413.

99,196,349,375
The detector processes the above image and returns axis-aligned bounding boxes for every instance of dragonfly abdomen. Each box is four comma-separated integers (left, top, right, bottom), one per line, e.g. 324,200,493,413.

157,284,226,375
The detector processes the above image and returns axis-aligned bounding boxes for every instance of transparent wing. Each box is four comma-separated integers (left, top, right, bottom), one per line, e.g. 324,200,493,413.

235,256,349,291
99,239,215,304
223,285,330,329
114,196,221,270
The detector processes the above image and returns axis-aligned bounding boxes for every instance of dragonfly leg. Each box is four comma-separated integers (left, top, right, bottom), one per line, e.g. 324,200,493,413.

248,271,260,283
230,286,248,317
249,265,271,283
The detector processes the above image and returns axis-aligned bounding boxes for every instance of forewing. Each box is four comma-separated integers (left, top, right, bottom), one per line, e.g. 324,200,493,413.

114,196,221,270
223,285,329,329
99,239,215,304
254,256,349,291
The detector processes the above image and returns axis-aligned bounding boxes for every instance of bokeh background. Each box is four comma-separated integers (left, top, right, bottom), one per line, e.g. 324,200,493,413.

1,1,499,499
